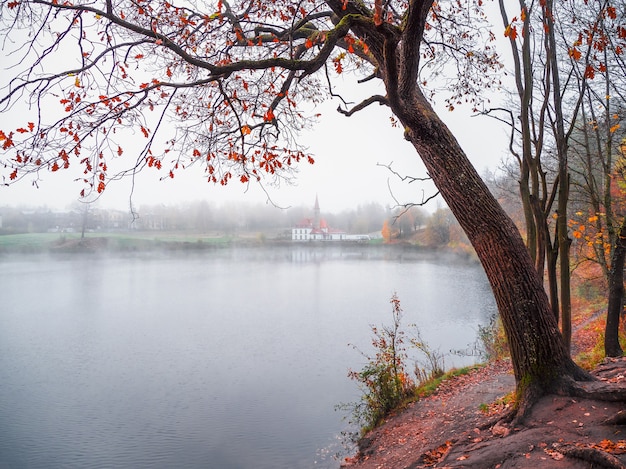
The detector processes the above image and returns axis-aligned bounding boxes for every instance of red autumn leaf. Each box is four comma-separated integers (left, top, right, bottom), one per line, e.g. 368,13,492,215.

10,169,18,180
117,146,123,156
240,174,249,183
373,0,383,26
6,140,19,154
606,6,616,19
584,64,595,79
7,1,19,8
263,108,275,122
568,47,582,61
51,161,60,172
504,24,518,40
97,181,106,193
333,58,343,74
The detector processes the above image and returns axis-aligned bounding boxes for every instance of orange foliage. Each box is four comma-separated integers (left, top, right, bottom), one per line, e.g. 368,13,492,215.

381,220,391,243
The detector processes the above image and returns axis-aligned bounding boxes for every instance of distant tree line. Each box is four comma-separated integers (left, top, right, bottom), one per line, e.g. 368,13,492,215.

0,200,471,249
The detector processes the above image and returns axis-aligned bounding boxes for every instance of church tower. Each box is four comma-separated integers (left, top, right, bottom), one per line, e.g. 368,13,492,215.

314,194,320,229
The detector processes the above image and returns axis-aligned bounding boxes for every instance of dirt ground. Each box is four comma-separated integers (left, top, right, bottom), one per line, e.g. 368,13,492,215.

342,358,626,469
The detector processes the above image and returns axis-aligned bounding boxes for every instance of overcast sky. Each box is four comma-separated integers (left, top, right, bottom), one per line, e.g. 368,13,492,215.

1,88,511,214
1,6,512,215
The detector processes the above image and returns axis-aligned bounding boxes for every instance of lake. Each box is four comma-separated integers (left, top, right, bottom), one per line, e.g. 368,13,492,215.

0,245,496,468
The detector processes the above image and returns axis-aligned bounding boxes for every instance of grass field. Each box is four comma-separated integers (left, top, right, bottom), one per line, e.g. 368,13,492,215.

0,231,236,251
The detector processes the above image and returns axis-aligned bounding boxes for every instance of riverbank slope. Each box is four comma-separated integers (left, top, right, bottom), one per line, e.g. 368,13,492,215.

343,358,626,468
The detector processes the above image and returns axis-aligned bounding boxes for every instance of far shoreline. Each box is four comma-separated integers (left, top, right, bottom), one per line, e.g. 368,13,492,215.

0,231,479,263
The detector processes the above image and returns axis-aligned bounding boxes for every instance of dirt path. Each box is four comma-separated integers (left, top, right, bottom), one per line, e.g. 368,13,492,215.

342,359,626,469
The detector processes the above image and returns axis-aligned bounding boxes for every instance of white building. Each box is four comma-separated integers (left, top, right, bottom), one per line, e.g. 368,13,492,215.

291,196,370,242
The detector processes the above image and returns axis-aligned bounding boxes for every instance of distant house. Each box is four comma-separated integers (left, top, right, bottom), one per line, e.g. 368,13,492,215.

291,196,370,242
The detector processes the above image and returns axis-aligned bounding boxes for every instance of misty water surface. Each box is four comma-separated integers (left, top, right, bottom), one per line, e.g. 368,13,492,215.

0,246,496,468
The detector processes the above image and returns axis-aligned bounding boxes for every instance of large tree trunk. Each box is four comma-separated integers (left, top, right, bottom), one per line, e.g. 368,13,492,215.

352,0,595,418
606,220,626,357
392,89,591,411
557,176,573,352
546,229,560,324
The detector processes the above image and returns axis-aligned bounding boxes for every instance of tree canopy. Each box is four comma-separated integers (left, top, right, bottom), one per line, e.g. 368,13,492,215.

0,0,499,197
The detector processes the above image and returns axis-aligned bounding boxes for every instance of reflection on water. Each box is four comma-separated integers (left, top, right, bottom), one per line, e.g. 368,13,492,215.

0,247,496,468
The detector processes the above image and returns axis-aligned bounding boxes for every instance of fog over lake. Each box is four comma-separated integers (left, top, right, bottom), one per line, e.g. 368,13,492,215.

0,245,496,468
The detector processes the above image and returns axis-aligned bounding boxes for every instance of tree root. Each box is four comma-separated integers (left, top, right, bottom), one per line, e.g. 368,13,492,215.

476,411,516,431
595,357,626,380
553,443,626,469
508,381,544,427
567,378,626,402
507,369,626,428
604,410,626,426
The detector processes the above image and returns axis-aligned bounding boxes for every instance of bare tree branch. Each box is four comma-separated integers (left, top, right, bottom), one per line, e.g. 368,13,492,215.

337,95,388,116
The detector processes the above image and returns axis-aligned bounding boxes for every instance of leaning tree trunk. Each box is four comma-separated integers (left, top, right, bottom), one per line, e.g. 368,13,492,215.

606,219,626,358
391,88,591,412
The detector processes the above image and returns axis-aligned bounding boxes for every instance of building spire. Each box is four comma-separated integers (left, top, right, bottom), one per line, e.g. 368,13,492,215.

314,194,320,229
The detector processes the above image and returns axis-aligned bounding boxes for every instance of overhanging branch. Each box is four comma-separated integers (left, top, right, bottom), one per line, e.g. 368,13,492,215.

337,95,388,116
377,161,439,208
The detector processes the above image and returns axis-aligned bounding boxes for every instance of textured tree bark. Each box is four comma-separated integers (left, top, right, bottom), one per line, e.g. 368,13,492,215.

337,0,595,414
606,221,626,358
390,88,590,407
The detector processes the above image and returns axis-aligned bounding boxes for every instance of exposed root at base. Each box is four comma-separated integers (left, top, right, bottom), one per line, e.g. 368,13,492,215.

554,443,626,469
605,410,626,425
